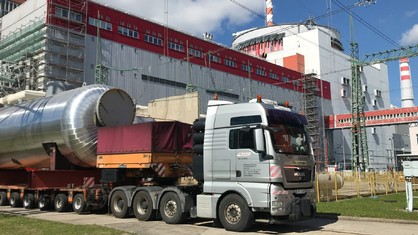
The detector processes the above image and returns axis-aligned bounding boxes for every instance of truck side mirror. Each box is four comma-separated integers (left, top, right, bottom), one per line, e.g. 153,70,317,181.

254,128,265,154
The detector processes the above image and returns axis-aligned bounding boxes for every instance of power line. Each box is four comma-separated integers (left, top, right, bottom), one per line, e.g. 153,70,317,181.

229,0,265,20
332,0,401,48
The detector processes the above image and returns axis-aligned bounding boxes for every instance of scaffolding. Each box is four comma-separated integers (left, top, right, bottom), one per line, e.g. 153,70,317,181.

0,18,43,95
0,0,88,98
304,73,326,171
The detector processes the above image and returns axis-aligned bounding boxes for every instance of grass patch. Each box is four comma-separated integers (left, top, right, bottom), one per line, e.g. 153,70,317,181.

317,193,418,221
0,214,129,235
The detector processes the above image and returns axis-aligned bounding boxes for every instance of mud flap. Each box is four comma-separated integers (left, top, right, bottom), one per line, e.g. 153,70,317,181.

289,198,312,221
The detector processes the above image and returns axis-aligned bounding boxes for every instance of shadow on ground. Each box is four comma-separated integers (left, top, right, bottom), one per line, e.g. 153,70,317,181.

185,213,340,234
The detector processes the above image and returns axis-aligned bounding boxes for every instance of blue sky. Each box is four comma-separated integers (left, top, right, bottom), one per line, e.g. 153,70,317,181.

95,0,418,107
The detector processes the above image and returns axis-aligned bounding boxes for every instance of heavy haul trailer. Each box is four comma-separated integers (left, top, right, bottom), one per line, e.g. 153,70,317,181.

0,85,316,232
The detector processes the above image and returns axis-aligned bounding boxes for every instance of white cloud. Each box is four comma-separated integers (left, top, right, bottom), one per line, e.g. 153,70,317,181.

400,24,418,46
93,0,263,37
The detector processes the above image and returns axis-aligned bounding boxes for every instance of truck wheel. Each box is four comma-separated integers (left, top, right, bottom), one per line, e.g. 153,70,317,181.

38,195,52,211
159,192,187,224
72,193,91,214
218,194,254,232
10,192,22,208
110,191,129,218
0,191,8,206
133,191,155,221
23,193,36,209
54,193,70,212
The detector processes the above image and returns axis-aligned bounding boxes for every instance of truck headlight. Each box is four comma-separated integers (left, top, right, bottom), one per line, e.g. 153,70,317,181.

272,201,284,207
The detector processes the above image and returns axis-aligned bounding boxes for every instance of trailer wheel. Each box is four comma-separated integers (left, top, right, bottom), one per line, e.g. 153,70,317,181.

133,191,155,221
72,193,91,214
159,192,187,224
38,195,52,211
23,193,36,209
0,191,8,206
9,192,22,208
110,191,129,218
54,194,70,212
218,194,254,232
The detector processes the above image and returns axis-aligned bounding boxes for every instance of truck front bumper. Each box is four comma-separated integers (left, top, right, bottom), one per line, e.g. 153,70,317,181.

270,184,316,220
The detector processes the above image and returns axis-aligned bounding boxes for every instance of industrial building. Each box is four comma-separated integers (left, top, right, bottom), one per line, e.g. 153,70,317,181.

0,0,412,171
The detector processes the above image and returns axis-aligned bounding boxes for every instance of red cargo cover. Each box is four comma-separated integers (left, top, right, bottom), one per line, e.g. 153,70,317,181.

97,122,192,154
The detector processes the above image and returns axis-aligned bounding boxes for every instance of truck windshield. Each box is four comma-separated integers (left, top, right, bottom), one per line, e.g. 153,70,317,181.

266,109,310,155
269,124,310,154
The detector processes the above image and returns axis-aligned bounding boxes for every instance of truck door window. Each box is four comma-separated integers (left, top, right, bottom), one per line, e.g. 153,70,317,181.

229,129,255,150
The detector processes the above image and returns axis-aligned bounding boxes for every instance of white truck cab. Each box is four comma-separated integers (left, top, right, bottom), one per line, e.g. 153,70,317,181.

195,99,316,231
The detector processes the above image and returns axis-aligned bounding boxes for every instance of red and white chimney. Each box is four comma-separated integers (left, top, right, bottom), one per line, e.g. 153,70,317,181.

400,58,415,107
266,0,273,26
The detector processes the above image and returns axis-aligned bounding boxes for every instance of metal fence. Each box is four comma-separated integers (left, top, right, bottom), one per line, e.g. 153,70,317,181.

316,171,407,202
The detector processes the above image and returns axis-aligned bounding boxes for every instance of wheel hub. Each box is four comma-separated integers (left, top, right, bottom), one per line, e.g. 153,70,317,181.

164,200,177,217
114,198,124,213
225,203,241,224
136,199,149,215
74,198,82,210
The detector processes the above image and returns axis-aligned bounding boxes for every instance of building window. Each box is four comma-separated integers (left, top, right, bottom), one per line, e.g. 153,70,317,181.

374,89,382,97
372,99,378,107
188,48,203,58
224,59,237,68
144,34,163,46
341,88,347,97
118,26,139,39
269,72,278,80
362,84,368,92
241,64,252,72
56,7,83,23
256,68,266,77
282,76,289,83
88,17,112,31
168,41,184,52
341,76,350,86
208,54,221,63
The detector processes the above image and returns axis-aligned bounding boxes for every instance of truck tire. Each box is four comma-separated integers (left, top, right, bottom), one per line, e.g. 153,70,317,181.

218,194,254,232
54,193,70,212
72,193,91,214
23,193,36,209
133,191,155,221
9,192,22,208
110,191,129,218
0,191,8,206
159,192,187,224
38,195,52,211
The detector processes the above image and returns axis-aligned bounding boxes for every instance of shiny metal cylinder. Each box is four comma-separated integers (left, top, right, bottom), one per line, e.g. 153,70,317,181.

0,84,135,169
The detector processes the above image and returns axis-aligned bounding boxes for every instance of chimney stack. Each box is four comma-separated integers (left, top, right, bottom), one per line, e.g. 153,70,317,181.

266,0,273,26
400,58,415,107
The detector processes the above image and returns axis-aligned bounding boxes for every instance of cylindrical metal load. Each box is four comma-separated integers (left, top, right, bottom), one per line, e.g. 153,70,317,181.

0,84,135,169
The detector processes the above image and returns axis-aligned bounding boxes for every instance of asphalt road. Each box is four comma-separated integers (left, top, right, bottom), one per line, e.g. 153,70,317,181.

1,207,418,235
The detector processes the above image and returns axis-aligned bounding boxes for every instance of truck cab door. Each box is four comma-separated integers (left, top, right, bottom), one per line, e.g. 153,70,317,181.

231,128,270,183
